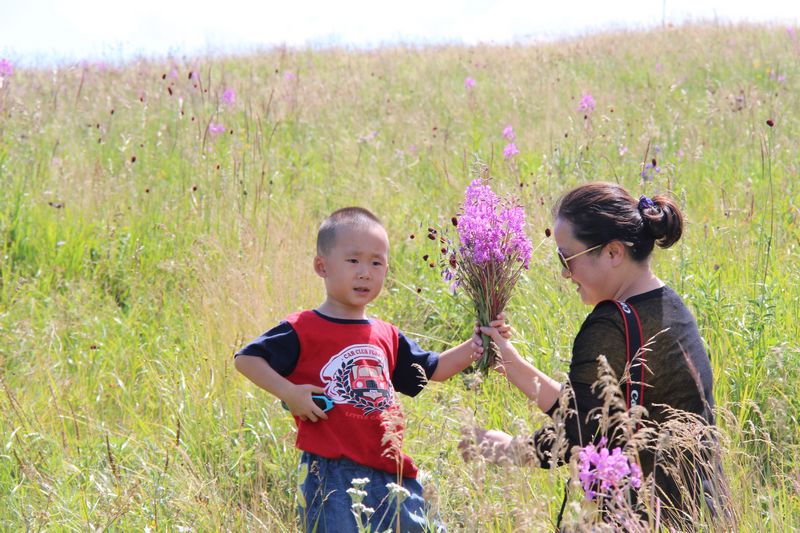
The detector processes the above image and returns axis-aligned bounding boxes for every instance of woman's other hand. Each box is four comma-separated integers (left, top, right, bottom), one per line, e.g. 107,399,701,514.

459,427,535,466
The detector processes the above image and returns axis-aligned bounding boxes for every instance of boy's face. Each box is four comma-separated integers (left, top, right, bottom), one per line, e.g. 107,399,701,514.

314,224,389,317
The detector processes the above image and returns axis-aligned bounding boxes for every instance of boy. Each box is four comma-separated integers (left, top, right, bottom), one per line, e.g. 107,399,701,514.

234,207,484,532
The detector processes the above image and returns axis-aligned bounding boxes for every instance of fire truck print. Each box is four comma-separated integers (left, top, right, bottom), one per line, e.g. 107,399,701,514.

349,361,391,402
320,344,394,415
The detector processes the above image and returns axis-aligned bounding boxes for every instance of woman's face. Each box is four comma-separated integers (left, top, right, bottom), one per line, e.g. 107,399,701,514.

553,217,612,306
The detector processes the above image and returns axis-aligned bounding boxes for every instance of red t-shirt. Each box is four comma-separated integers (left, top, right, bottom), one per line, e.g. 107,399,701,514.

239,310,439,478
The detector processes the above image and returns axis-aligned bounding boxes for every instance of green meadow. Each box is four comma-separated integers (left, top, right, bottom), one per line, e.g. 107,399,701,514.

1,22,798,530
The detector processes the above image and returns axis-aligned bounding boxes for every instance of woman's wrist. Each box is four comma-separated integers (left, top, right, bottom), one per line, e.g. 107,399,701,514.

495,341,523,368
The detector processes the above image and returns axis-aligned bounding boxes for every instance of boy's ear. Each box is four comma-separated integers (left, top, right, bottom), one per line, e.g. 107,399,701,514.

313,255,327,278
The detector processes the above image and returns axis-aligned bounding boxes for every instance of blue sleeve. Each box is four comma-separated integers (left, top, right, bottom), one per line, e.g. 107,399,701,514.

392,331,439,397
235,321,300,377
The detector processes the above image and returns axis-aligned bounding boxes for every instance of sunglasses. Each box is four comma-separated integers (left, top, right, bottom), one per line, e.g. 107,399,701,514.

557,243,605,274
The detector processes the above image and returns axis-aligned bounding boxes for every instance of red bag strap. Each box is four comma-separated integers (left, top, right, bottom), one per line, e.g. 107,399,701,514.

608,300,645,411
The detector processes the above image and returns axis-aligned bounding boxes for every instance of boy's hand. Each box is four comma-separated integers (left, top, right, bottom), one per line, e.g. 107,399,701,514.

469,326,484,361
283,384,329,422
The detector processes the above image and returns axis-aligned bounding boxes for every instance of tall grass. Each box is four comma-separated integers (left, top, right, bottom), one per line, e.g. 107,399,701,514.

1,23,798,530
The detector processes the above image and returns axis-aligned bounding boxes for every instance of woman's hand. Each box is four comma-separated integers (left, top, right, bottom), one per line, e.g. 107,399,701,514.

460,428,535,466
479,317,522,374
459,428,513,462
487,313,512,342
472,313,513,365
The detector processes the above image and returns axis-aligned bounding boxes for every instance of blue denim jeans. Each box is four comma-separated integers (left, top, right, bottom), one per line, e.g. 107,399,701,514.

297,452,444,533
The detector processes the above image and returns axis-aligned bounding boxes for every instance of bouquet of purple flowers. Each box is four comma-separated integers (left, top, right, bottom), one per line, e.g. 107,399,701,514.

451,177,532,373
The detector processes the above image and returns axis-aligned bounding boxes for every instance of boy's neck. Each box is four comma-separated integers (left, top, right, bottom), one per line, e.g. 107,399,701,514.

316,300,369,321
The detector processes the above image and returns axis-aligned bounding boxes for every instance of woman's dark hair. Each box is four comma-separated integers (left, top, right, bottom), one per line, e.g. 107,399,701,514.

553,182,683,262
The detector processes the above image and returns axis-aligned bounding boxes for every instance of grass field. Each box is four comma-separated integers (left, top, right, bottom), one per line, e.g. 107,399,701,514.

1,22,799,531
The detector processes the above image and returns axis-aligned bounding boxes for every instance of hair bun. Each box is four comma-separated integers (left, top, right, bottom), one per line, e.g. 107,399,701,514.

641,195,683,248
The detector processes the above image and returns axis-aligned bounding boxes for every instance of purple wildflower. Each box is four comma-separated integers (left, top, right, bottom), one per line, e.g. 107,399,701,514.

208,122,225,136
578,92,596,113
630,463,642,487
788,26,797,41
464,76,476,89
448,279,459,295
578,438,642,501
358,130,378,143
222,88,236,105
640,161,661,182
502,124,516,141
443,264,459,294
503,143,520,159
283,71,296,81
443,267,454,282
618,145,628,156
769,71,786,83
0,58,13,77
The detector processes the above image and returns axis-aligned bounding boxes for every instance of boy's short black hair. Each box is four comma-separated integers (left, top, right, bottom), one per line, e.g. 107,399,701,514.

317,207,384,255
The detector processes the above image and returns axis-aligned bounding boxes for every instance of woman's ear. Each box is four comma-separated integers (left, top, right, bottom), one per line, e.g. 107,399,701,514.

607,241,627,267
313,255,327,278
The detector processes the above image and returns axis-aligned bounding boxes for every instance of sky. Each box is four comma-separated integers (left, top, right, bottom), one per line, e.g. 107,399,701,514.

1,0,797,66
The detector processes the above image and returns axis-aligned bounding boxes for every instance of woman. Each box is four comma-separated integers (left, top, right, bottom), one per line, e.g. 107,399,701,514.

468,183,730,529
